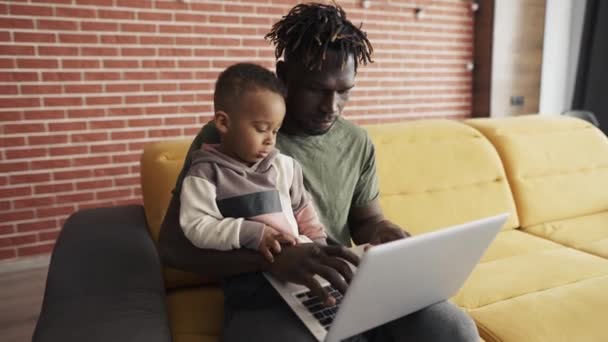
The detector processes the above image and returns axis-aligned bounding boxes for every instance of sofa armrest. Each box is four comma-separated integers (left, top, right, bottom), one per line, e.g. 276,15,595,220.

32,205,172,342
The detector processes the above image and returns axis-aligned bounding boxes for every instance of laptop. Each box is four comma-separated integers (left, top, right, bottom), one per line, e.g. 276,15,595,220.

264,213,509,342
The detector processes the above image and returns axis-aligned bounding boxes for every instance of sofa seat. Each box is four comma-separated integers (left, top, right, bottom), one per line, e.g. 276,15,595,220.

166,287,224,342
469,275,608,342
523,210,608,259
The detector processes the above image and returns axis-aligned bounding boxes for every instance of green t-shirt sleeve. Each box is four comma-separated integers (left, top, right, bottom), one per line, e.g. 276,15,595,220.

172,120,220,196
351,132,380,208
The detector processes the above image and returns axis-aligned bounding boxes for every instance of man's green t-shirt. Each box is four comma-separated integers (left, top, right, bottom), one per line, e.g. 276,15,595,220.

174,117,379,246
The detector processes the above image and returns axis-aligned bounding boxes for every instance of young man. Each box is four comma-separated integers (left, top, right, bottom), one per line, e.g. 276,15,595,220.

159,3,479,341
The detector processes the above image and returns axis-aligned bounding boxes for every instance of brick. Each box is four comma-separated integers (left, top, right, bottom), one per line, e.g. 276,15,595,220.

139,36,173,45
0,84,17,94
0,201,9,211
107,107,142,116
0,225,14,235
174,37,209,45
10,5,54,16
38,46,79,56
116,0,152,8
159,24,193,34
193,25,224,35
61,59,100,69
189,2,223,12
105,83,141,93
100,35,138,44
103,60,139,68
13,196,55,210
64,84,102,94
10,173,51,185
112,153,141,163
16,58,58,69
18,243,55,257
55,193,94,204
21,84,62,94
80,22,118,31
85,72,120,81
3,123,45,133
85,96,122,106
31,159,71,170
14,32,56,43
0,45,35,56
37,205,75,218
0,58,14,68
42,72,81,81
0,137,25,147
148,128,181,138
162,94,195,103
44,97,83,107
0,234,37,248
72,156,112,167
158,48,192,57
5,148,48,160
180,82,213,91
142,83,177,92
28,134,69,145
128,118,162,127
121,47,155,56
137,11,171,21
55,7,95,18
75,0,114,5
97,9,135,20
120,23,156,32
37,19,78,30
38,230,61,242
89,120,126,130
184,127,201,135
34,183,73,194
17,219,56,233
70,132,108,143
48,121,87,131
114,176,140,187
125,95,158,104
0,249,17,260
123,72,158,80
81,47,118,56
0,111,21,121
128,142,147,151
89,143,127,154
59,33,98,44
193,48,224,57
209,38,240,46
0,185,32,198
67,108,105,118
0,98,40,109
209,15,240,25
0,18,34,29
142,60,176,69
145,106,179,115
96,189,131,200
76,179,113,190
111,130,146,140
49,146,88,156
52,168,91,180
159,71,193,80
93,166,129,177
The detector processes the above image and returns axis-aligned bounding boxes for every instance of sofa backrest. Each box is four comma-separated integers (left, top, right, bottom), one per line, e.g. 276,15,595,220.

466,116,608,227
365,119,519,234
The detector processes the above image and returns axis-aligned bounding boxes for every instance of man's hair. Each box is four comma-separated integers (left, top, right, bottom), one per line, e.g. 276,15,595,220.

265,2,373,71
214,63,287,114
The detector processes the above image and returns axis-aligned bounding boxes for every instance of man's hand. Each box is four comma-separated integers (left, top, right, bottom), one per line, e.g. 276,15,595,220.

369,220,411,245
267,243,359,306
259,228,297,263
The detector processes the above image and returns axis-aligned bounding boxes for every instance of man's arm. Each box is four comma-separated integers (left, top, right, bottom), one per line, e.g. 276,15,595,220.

349,198,410,246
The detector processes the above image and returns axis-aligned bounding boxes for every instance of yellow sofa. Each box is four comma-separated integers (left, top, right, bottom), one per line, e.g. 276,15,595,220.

140,115,608,342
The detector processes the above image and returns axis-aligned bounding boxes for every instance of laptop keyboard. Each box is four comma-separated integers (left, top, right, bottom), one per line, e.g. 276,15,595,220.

295,285,343,330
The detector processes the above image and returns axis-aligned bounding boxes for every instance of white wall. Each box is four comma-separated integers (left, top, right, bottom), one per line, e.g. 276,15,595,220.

539,0,587,115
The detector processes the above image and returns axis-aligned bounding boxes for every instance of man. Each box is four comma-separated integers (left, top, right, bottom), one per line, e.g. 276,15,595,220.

159,3,479,341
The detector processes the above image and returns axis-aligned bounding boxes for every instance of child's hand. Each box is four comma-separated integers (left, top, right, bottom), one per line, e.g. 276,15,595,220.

259,228,296,263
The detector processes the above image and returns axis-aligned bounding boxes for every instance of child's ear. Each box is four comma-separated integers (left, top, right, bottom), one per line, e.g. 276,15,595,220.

214,111,230,134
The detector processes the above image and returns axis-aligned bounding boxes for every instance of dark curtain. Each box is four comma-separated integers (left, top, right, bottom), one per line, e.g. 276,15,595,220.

573,0,608,134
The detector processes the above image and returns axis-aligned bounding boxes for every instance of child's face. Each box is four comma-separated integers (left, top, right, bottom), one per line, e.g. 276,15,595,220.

220,89,285,164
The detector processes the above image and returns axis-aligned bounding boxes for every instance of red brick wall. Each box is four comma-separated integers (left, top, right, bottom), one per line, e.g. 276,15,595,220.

0,0,473,261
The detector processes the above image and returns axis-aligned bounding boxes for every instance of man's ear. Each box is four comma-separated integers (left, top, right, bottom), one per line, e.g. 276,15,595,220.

214,111,230,134
276,60,287,84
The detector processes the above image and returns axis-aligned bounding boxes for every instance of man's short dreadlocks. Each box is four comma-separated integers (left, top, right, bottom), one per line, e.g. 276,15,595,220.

265,2,373,71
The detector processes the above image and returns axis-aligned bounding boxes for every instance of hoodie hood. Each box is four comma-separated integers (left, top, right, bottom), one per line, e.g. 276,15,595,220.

191,144,279,174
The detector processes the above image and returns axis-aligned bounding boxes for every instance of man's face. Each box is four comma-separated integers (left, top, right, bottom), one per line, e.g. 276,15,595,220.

278,50,356,136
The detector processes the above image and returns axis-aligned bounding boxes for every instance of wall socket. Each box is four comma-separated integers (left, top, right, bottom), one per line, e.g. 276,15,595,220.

510,96,525,106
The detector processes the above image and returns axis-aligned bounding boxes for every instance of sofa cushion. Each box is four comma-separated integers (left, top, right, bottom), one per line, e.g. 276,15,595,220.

469,276,608,342
166,287,224,342
466,116,608,227
523,210,608,259
366,119,519,235
479,229,561,263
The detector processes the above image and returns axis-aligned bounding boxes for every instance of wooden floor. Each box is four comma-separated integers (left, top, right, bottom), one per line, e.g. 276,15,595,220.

0,259,49,342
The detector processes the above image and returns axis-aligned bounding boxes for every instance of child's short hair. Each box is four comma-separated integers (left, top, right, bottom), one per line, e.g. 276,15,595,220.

214,63,287,114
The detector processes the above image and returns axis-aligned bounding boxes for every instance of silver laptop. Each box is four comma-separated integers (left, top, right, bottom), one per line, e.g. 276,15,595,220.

264,213,509,342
